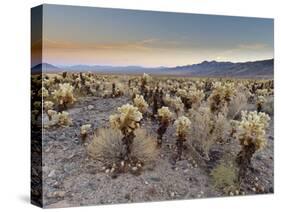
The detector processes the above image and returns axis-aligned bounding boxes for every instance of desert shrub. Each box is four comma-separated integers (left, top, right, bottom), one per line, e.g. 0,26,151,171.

157,106,173,146
87,128,158,173
130,128,158,164
174,116,191,159
211,161,238,193
52,83,76,111
87,128,124,166
227,91,248,119
261,96,274,116
188,107,230,159
234,111,270,181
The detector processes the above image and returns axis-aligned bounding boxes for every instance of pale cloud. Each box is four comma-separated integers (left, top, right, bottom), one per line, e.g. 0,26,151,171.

238,43,267,50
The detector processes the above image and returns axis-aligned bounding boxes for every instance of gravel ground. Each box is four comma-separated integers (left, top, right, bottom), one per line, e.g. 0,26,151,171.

42,96,274,208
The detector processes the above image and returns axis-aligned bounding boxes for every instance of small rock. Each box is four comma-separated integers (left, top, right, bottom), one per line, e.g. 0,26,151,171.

47,191,65,198
88,105,94,110
149,177,161,182
105,169,110,174
48,170,56,178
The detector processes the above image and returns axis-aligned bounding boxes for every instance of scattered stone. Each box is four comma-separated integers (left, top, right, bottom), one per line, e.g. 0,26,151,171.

149,177,161,182
48,170,56,178
88,105,94,110
47,191,65,198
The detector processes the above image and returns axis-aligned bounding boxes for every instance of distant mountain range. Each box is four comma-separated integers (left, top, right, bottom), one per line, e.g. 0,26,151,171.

32,58,273,78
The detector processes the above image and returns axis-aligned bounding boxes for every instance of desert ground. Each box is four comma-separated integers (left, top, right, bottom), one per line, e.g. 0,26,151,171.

31,73,274,208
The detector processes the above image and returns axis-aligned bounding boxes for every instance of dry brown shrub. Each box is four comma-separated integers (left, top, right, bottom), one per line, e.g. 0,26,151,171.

87,128,124,165
227,91,248,119
188,107,230,159
131,128,158,164
87,128,158,166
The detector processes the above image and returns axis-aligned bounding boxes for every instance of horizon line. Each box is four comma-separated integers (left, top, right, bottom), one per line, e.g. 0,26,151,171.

33,57,274,69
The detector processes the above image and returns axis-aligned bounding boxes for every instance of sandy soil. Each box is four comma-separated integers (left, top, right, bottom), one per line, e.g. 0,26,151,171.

42,96,274,208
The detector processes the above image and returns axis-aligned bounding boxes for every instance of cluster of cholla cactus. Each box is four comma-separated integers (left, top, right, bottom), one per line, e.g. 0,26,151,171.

109,104,143,160
157,106,173,146
208,82,236,114
176,86,205,111
133,94,149,114
45,110,72,127
164,94,184,117
233,111,270,181
174,116,191,160
52,83,76,111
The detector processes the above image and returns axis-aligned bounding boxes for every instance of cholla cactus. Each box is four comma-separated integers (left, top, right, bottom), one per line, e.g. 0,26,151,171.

44,101,54,120
208,82,236,114
164,95,184,117
142,73,152,84
109,104,143,159
187,87,205,109
52,83,76,111
38,87,49,98
80,124,91,141
234,111,270,181
256,96,266,112
55,111,72,126
174,116,191,159
157,106,172,146
133,94,148,114
140,73,152,95
47,109,57,121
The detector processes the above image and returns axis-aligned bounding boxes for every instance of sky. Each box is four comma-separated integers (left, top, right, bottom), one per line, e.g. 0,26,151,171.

36,4,273,67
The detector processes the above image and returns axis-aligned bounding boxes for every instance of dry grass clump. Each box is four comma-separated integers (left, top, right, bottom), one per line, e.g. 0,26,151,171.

210,161,238,194
130,128,158,164
52,83,76,111
234,111,270,181
87,128,124,166
87,127,158,174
